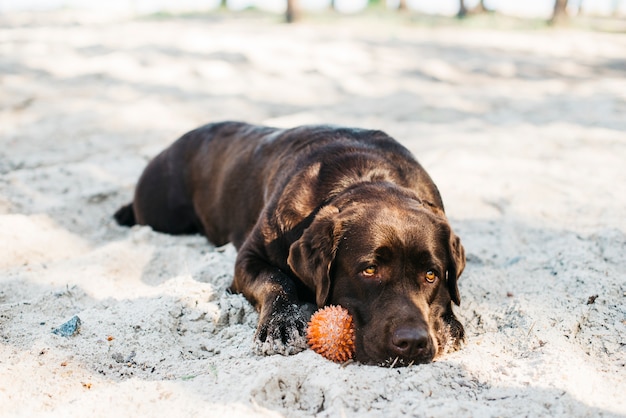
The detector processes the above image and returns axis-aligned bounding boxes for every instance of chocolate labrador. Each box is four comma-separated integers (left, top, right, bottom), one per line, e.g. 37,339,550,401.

114,121,465,366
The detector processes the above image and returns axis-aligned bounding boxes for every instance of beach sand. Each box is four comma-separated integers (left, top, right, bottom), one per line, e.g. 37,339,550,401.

1,11,625,417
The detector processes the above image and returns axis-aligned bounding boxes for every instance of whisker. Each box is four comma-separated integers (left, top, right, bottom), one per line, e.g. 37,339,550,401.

341,359,354,368
389,356,399,368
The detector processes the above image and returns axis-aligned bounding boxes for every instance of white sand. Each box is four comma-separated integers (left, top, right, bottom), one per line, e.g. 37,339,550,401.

1,11,625,417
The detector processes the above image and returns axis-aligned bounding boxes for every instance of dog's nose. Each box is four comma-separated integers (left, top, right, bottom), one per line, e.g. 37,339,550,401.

390,327,431,359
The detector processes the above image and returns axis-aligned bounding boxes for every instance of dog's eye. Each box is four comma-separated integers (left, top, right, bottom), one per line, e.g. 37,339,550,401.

425,271,437,283
362,266,377,277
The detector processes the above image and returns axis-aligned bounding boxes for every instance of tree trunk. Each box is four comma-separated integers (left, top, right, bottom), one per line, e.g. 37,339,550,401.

550,0,569,25
457,0,468,18
473,0,489,13
286,0,299,23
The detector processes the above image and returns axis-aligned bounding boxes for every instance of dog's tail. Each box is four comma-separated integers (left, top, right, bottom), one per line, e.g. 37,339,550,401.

114,203,136,227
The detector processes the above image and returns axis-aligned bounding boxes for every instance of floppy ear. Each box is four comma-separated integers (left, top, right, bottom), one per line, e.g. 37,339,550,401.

287,205,341,307
447,232,465,306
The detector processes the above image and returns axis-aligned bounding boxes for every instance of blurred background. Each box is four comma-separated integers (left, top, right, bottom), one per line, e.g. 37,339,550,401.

2,0,626,22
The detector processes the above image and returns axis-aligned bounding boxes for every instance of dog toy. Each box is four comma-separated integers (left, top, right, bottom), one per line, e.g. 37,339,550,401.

306,305,355,363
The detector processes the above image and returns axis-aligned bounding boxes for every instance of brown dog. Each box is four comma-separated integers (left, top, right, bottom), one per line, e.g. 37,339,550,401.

115,121,465,366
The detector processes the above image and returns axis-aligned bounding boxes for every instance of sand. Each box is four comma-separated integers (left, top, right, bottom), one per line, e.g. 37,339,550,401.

1,10,625,418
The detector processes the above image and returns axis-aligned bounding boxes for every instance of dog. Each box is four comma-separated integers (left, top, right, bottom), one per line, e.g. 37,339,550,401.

114,121,465,366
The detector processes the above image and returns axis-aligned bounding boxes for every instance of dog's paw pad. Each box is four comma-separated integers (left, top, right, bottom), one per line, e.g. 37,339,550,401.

253,333,308,356
253,303,311,356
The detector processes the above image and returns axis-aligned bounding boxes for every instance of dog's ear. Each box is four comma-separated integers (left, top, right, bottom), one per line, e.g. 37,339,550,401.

447,232,465,306
287,205,341,307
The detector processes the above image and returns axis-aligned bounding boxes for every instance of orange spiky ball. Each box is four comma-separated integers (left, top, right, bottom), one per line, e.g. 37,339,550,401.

306,305,356,363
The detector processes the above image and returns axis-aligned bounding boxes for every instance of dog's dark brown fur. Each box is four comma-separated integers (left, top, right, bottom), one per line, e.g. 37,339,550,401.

115,121,465,366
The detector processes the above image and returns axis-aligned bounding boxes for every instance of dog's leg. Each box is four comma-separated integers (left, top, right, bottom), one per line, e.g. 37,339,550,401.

443,309,465,349
230,246,315,356
434,307,465,356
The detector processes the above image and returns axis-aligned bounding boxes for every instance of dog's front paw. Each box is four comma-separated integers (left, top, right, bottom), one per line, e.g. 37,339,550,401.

253,301,316,356
437,313,465,355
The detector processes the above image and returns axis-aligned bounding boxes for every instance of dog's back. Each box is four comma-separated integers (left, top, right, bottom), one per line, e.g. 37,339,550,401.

115,121,443,248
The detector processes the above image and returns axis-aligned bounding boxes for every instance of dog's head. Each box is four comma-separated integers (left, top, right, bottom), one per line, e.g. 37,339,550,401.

288,184,465,366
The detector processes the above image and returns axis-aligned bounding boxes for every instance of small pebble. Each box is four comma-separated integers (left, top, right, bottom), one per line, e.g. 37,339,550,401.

52,315,81,337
